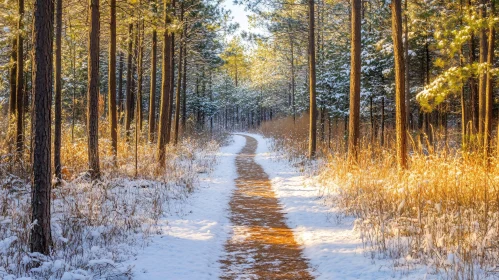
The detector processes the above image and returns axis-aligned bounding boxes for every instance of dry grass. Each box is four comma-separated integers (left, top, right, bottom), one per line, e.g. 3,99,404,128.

0,111,224,278
260,114,499,279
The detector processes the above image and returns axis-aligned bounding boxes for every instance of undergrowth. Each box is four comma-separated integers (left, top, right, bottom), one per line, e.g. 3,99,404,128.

260,114,499,279
0,111,222,279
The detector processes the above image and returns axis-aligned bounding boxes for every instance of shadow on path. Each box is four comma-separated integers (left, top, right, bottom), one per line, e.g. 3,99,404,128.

220,135,313,279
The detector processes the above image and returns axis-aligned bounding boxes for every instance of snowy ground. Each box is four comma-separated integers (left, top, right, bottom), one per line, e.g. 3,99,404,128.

126,135,246,280
127,133,437,279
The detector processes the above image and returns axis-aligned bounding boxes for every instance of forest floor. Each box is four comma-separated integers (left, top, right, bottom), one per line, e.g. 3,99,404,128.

128,134,433,279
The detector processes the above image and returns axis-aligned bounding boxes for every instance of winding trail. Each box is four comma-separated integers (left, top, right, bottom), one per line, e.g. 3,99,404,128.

220,135,313,279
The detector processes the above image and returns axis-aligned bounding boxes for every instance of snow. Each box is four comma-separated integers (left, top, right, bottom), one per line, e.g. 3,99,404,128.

127,132,436,279
127,135,246,280
1,132,440,279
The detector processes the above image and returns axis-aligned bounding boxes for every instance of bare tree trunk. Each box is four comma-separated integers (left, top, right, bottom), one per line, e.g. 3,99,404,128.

108,0,118,163
173,1,184,145
404,0,410,129
308,0,317,158
391,0,408,169
166,20,175,143
87,0,101,179
181,38,187,130
149,28,157,142
485,0,495,157
157,0,173,166
290,39,296,123
125,23,134,140
469,16,479,133
348,0,361,160
479,0,488,138
16,0,25,154
381,96,385,146
137,21,144,131
9,39,17,118
118,52,124,118
54,0,62,180
31,0,53,255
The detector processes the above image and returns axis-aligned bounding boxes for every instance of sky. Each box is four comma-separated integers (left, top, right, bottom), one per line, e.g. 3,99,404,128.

222,0,251,36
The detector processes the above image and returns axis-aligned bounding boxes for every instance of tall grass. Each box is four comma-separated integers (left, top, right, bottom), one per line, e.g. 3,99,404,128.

260,114,499,279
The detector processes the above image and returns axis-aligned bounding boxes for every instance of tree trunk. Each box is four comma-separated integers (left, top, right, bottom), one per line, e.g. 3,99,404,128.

468,0,479,133
348,0,361,160
16,0,25,154
381,96,385,146
308,0,317,158
167,6,176,143
31,0,53,255
108,0,118,163
404,0,410,129
87,0,100,179
485,0,495,157
479,0,488,138
157,0,173,166
54,0,62,180
9,39,17,118
181,38,187,130
173,2,184,145
137,21,144,131
149,29,157,142
391,0,408,169
125,23,134,140
118,52,124,118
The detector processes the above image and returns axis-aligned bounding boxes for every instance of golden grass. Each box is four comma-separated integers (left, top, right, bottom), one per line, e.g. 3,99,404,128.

259,114,499,278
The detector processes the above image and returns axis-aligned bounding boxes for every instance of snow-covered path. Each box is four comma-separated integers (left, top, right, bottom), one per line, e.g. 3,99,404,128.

129,134,430,279
127,135,246,279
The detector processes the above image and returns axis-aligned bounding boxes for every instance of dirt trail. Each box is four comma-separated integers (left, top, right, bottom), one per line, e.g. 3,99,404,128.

220,135,313,279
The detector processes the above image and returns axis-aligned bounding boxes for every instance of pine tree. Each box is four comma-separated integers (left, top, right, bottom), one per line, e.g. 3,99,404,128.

31,0,53,255
87,0,100,179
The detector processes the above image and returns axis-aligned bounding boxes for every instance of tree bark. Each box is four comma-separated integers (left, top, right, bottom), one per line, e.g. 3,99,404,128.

173,1,184,145
31,0,53,255
137,21,144,131
348,0,361,160
308,0,317,159
87,0,100,179
108,0,118,163
404,0,410,129
118,52,124,118
54,0,62,180
485,0,495,157
16,0,25,154
157,0,173,166
479,0,488,138
181,30,187,130
391,0,408,169
9,39,17,118
149,28,157,142
125,23,134,140
166,4,175,143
